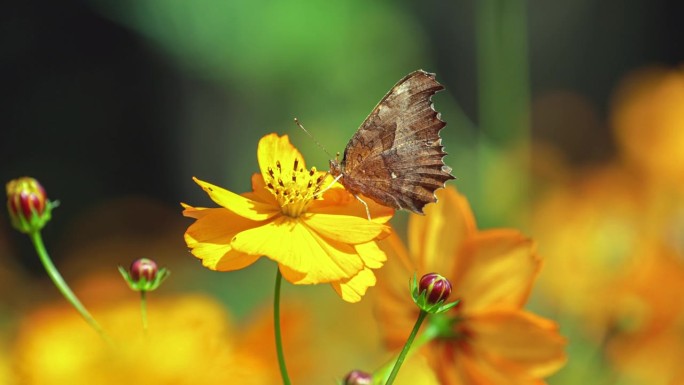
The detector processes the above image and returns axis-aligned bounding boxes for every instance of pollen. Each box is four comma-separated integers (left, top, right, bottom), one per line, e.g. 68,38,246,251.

265,158,324,217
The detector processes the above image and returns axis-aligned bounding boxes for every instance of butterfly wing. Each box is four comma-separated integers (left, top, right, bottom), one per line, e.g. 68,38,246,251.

340,70,454,214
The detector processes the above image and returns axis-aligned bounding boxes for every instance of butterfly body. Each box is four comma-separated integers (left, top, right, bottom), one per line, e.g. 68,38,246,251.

330,70,454,215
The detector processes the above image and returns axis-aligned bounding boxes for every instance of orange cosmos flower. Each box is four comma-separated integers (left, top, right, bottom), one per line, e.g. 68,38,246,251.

11,294,283,385
375,186,566,384
603,251,684,385
611,65,684,184
183,133,393,302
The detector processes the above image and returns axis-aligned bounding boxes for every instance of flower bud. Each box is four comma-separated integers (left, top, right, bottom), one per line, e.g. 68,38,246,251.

119,258,170,292
6,177,54,234
343,370,372,385
419,272,452,305
130,258,157,281
410,272,459,314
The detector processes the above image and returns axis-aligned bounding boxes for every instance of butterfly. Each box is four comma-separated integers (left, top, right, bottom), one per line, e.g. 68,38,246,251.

329,70,455,219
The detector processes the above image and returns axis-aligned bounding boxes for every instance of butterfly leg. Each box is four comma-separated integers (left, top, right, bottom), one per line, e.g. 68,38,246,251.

314,173,343,198
354,194,372,221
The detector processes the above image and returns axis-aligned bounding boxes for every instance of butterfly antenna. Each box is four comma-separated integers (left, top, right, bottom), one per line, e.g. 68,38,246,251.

294,118,335,159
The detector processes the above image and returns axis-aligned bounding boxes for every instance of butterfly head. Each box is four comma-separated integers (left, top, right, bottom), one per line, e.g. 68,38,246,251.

329,152,343,178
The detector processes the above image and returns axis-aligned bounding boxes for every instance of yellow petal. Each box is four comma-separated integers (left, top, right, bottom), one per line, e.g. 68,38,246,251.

257,133,306,184
231,216,364,284
309,186,394,222
242,173,279,206
409,186,476,276
304,213,390,244
354,241,387,269
331,267,376,303
193,177,278,221
181,203,210,219
467,309,568,378
453,231,541,312
184,207,261,271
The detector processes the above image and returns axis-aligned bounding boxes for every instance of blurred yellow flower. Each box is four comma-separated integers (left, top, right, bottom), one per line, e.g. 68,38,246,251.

604,252,684,385
375,186,566,384
531,164,645,334
11,294,282,385
611,65,684,184
183,133,393,302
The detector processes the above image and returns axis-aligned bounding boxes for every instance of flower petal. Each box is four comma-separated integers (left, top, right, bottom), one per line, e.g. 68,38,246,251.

467,309,567,379
453,230,541,312
304,213,390,244
242,173,279,206
257,133,306,183
181,202,210,219
409,186,477,277
374,230,423,349
354,240,387,269
184,207,261,271
330,267,377,303
309,185,394,222
392,355,441,385
231,216,364,284
193,177,278,221
429,348,495,385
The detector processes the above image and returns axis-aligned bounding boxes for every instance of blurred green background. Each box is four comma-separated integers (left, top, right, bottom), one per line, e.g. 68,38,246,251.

2,1,684,384
6,0,682,230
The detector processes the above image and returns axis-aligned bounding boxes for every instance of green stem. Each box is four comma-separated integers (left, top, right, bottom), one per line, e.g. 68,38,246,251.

476,0,531,226
274,268,292,385
384,310,428,385
140,290,148,333
30,230,111,344
374,317,439,382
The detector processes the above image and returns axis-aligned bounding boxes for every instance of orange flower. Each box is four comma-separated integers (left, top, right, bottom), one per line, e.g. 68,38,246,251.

11,294,283,385
375,186,566,384
183,133,393,302
611,65,684,183
603,252,684,385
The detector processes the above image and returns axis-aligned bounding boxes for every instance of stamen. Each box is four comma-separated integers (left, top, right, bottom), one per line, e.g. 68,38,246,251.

263,157,324,218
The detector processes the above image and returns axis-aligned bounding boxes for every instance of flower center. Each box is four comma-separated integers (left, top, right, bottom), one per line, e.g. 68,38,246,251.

264,158,325,217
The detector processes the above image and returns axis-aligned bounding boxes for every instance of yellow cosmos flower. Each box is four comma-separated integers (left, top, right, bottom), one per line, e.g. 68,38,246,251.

183,133,394,302
611,66,684,183
11,294,282,385
375,186,567,384
604,253,684,385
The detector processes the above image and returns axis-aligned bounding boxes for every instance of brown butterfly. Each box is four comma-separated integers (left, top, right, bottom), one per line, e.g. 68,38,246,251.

329,70,455,219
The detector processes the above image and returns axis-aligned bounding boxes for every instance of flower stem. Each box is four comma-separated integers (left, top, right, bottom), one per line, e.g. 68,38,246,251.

274,268,292,385
140,290,148,333
384,310,428,385
29,230,111,344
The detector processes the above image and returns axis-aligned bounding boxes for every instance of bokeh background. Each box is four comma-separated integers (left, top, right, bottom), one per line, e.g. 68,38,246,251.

2,1,684,384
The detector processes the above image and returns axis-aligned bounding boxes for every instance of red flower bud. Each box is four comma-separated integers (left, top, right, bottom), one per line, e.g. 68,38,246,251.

130,258,158,281
343,370,372,385
6,177,53,233
419,272,452,305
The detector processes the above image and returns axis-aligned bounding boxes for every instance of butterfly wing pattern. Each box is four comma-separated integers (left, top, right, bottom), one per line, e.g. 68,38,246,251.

329,70,455,214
